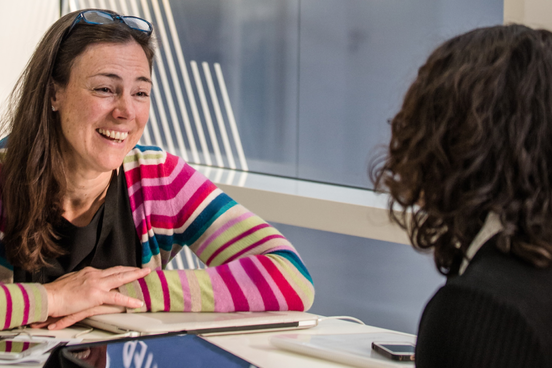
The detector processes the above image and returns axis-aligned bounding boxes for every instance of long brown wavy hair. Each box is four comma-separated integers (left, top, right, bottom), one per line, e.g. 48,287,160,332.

371,24,552,275
1,9,155,272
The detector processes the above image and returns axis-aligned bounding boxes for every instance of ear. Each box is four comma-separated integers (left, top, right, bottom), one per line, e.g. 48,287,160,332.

50,81,63,111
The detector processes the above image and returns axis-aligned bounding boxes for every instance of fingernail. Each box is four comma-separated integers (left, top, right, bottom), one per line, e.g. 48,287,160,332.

48,324,57,330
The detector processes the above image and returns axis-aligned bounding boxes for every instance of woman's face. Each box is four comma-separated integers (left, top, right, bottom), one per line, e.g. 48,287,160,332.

52,41,151,176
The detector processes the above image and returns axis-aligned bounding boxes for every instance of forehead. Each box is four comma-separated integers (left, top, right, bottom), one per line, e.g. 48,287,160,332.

69,41,151,80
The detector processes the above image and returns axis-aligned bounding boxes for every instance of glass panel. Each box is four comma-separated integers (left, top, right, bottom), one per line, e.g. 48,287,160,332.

65,0,503,189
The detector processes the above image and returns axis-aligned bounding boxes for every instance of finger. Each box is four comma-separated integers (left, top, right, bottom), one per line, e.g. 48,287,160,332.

30,317,62,329
99,290,144,309
99,266,146,277
102,267,151,289
49,305,124,330
30,321,52,329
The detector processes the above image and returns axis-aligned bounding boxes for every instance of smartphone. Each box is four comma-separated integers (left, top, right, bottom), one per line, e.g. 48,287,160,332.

371,341,415,361
0,339,47,360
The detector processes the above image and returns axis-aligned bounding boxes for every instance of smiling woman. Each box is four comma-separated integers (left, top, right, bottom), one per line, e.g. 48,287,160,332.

0,9,314,331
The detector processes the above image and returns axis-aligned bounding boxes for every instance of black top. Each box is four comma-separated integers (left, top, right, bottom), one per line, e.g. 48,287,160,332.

415,235,552,367
13,168,141,284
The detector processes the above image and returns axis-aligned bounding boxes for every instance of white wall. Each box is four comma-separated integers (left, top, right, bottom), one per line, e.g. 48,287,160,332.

0,1,59,120
504,0,552,30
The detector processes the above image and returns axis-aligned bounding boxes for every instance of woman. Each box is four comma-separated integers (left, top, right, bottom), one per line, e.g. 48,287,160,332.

0,9,314,331
372,25,552,367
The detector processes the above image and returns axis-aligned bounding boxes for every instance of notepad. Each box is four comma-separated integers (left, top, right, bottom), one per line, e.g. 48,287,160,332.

82,311,319,336
271,332,416,368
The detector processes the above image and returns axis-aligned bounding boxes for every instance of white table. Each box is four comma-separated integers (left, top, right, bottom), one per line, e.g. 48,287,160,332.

205,318,415,368
4,318,415,367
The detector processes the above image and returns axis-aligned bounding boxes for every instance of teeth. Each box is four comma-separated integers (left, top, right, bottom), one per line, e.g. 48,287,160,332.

98,129,128,141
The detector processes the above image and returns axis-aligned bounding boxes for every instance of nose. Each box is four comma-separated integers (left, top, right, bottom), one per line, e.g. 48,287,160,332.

113,93,135,121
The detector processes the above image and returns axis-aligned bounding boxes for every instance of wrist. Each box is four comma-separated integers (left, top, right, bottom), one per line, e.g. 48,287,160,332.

42,283,56,317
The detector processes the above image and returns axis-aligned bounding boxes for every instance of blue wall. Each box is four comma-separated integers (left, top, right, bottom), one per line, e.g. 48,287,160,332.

271,222,445,334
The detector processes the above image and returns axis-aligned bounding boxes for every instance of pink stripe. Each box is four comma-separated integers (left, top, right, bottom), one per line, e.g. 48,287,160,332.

156,271,171,312
178,271,192,312
0,284,12,330
226,235,286,264
228,261,263,310
130,166,206,207
250,257,287,309
206,268,234,312
206,224,271,264
241,257,279,310
216,264,249,310
126,156,183,195
138,278,152,311
196,212,255,256
132,180,216,233
5,340,11,352
16,284,29,326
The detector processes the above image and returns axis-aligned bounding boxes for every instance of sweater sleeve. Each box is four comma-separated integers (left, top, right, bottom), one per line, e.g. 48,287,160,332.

0,282,49,329
119,147,314,313
416,284,547,368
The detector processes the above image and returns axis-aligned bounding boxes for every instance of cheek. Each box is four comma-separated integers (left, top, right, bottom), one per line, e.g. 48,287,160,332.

136,104,150,130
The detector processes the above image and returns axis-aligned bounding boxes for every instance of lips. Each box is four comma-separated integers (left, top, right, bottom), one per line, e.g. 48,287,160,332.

97,128,128,143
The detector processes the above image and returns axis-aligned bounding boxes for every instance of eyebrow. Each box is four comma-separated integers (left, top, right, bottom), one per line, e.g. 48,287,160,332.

91,73,152,84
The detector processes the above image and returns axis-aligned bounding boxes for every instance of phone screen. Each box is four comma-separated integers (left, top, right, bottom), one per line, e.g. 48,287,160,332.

379,343,416,354
0,340,43,354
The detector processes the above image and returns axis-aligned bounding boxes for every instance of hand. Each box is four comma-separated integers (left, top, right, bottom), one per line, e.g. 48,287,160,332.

43,266,150,320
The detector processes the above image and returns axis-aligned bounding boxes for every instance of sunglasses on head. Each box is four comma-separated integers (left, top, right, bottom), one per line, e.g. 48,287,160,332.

64,10,153,40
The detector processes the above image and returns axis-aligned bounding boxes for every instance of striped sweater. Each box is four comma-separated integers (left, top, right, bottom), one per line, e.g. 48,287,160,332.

0,145,314,329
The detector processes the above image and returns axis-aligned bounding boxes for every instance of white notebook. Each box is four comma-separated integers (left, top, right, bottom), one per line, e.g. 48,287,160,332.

82,311,319,336
271,332,416,368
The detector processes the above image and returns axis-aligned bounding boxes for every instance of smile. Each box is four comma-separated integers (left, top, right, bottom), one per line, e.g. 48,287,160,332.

97,128,128,143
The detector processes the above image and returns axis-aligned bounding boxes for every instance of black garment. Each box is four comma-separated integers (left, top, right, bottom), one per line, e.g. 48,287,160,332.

13,169,141,283
415,236,552,368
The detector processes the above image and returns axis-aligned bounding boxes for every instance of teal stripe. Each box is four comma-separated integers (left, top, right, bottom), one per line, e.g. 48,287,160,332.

185,200,237,246
271,250,313,284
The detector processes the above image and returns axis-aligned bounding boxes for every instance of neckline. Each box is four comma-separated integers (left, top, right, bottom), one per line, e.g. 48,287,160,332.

459,212,503,275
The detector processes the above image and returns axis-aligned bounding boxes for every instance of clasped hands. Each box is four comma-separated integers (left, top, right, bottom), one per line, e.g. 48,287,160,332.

33,266,150,330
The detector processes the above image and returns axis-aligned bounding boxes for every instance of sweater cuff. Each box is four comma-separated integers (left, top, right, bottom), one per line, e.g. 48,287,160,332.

118,280,147,313
0,283,48,329
36,284,49,323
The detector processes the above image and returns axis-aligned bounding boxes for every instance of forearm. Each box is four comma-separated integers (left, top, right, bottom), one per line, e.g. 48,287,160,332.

0,283,48,329
120,253,314,313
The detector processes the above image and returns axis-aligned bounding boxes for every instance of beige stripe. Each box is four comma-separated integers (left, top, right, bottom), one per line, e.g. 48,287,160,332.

186,271,203,312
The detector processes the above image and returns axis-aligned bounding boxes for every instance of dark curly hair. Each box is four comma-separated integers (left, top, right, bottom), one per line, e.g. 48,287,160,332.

371,24,552,275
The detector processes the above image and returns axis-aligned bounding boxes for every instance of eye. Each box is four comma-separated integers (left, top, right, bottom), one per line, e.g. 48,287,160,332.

95,87,112,93
136,91,150,98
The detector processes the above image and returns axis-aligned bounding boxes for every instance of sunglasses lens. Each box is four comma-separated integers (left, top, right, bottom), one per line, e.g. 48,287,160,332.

124,17,152,33
83,11,114,25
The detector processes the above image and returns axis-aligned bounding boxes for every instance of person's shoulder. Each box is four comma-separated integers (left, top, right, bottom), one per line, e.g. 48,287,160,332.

123,144,184,170
122,144,192,188
454,239,552,302
416,282,549,367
